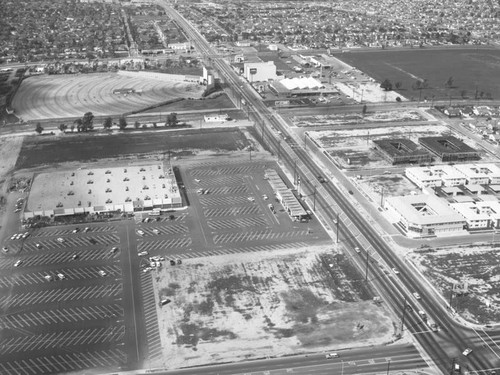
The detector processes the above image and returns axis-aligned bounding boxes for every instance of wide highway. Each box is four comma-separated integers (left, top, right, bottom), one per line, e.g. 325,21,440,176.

158,2,500,375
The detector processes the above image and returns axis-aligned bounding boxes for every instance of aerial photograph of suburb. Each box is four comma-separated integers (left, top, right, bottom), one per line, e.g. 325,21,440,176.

2,0,500,374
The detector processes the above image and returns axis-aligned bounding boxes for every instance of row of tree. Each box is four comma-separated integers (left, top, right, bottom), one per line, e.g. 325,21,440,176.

35,112,180,134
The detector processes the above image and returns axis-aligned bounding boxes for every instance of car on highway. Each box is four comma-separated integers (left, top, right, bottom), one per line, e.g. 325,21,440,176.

326,353,339,359
317,176,326,183
412,292,421,300
462,348,472,356
2,247,8,253
98,270,107,277
57,273,65,280
56,237,64,243
354,247,361,253
14,260,22,267
392,268,400,275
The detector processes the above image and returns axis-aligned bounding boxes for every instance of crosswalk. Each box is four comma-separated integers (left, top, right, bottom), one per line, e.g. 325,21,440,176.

140,272,163,362
0,348,126,375
0,304,123,329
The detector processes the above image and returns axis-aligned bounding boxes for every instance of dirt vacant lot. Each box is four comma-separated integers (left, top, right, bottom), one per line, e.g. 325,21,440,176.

410,244,500,324
15,128,249,170
154,246,394,369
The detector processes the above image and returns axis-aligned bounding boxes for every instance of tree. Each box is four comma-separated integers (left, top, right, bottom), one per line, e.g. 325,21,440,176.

82,112,94,132
35,122,44,134
134,121,140,129
444,76,454,89
460,90,468,99
361,104,367,116
395,81,402,90
103,117,113,130
380,79,393,91
119,117,127,130
166,112,178,127
58,123,67,132
70,124,75,132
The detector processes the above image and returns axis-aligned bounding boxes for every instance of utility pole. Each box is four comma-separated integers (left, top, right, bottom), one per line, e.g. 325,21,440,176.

277,139,282,161
400,297,408,333
293,160,297,185
313,186,317,211
386,359,391,375
249,148,252,161
380,187,385,207
304,131,307,151
336,212,339,243
365,250,370,281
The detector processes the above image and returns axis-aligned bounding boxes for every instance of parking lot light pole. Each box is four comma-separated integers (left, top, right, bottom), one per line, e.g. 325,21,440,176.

313,186,317,211
336,212,340,243
365,250,370,281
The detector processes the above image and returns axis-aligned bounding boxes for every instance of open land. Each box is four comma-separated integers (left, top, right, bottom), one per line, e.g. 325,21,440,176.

337,48,500,101
15,128,249,170
154,246,394,369
142,93,235,113
409,245,500,324
11,73,204,121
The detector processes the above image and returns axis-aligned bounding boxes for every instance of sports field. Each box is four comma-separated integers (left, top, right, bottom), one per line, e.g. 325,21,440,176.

12,73,204,121
337,48,500,101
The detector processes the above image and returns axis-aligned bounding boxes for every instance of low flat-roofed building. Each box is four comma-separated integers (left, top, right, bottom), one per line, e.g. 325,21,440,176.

385,194,466,238
451,195,475,203
441,186,463,197
265,169,307,219
453,164,491,185
489,185,500,193
473,164,500,184
450,202,491,230
419,136,480,162
476,201,500,228
26,163,181,218
373,139,432,165
463,184,487,195
406,165,466,189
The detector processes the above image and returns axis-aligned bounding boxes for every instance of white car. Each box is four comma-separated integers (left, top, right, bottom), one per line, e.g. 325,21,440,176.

14,260,22,267
35,243,41,248
57,237,65,243
413,292,421,300
354,247,361,253
326,353,339,359
392,268,400,275
137,230,145,236
83,227,90,232
138,251,149,256
2,247,8,253
57,273,65,280
10,234,17,240
72,228,78,233
263,194,269,200
44,275,53,281
247,197,255,202
143,267,152,273
110,246,118,253
152,229,160,235
22,232,29,239
98,270,107,277
462,348,472,356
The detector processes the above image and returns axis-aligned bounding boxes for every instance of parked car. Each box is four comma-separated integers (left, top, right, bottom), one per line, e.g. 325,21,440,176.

14,260,22,267
2,247,8,253
98,270,107,277
412,292,421,300
57,237,64,243
462,348,472,356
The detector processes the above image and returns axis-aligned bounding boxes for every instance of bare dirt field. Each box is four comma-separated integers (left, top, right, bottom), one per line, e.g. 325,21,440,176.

15,128,249,170
409,244,500,324
11,73,204,121
154,246,395,369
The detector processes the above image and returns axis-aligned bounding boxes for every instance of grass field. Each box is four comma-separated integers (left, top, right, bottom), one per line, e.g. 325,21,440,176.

142,93,235,113
15,128,249,170
336,48,500,101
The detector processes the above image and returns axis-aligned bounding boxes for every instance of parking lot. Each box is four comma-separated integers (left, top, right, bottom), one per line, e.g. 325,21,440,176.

0,224,127,374
135,160,330,263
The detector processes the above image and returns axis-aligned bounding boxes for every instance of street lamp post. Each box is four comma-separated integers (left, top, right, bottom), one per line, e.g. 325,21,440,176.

365,250,370,281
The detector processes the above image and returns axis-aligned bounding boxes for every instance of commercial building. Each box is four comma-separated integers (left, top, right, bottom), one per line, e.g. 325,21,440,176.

243,61,277,82
25,164,181,219
265,169,307,220
373,139,432,165
418,136,480,162
384,194,466,238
